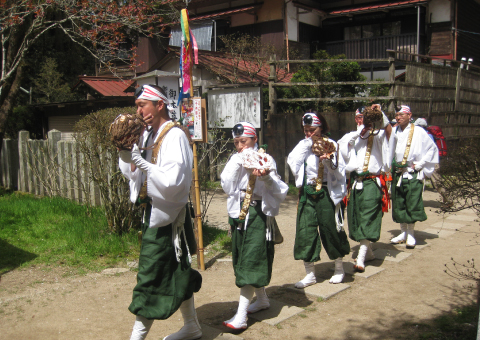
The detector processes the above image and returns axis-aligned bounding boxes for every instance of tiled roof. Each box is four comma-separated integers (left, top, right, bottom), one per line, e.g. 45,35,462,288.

330,0,428,15
73,76,135,97
165,50,293,84
199,53,293,84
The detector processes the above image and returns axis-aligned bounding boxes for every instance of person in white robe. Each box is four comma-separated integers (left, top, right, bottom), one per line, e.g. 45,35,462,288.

220,121,288,330
118,85,202,340
337,104,391,272
389,105,439,248
288,112,350,286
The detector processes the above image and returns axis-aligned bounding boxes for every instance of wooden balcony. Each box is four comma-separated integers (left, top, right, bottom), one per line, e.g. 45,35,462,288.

325,33,425,60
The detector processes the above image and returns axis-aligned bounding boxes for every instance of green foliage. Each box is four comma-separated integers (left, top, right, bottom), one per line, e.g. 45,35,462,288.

277,50,366,113
367,78,390,110
0,191,140,274
74,106,142,235
3,105,43,139
33,58,76,104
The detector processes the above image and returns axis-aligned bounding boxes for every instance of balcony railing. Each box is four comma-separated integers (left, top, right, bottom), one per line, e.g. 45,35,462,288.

325,33,425,60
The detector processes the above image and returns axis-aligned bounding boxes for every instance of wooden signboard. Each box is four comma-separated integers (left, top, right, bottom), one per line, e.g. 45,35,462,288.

181,97,207,143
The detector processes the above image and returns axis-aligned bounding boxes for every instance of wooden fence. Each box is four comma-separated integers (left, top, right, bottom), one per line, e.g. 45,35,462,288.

3,50,480,190
0,130,102,205
266,50,480,180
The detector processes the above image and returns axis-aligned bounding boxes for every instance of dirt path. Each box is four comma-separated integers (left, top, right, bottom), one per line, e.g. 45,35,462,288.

1,189,478,339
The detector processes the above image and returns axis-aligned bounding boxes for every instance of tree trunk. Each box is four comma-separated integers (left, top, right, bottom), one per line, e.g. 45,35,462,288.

0,62,24,158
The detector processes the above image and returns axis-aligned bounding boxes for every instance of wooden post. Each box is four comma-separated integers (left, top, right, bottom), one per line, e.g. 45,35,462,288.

427,98,433,123
188,26,205,269
192,142,205,271
48,130,61,196
454,65,462,112
387,50,396,113
18,130,29,193
284,157,289,184
268,55,277,122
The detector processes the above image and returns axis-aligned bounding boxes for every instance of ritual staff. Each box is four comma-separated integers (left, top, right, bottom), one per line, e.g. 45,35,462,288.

220,122,288,330
287,112,350,286
118,84,202,340
389,105,439,248
338,104,392,272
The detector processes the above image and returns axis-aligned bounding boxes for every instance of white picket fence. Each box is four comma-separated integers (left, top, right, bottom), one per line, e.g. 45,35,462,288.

1,130,107,205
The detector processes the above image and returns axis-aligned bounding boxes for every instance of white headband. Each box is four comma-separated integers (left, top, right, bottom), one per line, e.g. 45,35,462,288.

397,105,411,114
137,85,169,104
232,122,257,138
302,113,322,127
136,85,176,115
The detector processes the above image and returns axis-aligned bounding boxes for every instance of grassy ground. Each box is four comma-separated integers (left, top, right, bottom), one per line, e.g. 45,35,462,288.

0,188,140,275
0,187,232,276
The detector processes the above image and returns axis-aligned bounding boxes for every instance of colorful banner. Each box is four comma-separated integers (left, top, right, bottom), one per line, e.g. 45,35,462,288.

178,9,198,105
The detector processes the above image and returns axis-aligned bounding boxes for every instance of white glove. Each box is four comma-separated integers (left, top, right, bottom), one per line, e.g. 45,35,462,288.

119,150,132,164
131,144,151,174
381,111,390,128
414,161,425,171
257,171,274,189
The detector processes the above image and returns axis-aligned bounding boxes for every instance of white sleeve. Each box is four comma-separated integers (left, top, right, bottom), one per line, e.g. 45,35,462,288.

323,140,345,180
387,129,398,172
259,160,288,217
287,138,312,187
146,129,193,205
325,141,347,206
220,153,243,195
413,129,439,177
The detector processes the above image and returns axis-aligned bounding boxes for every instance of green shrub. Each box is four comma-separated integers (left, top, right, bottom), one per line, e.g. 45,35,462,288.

74,106,141,235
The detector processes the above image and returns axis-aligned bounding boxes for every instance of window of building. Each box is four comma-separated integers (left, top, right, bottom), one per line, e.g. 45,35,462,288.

344,21,401,40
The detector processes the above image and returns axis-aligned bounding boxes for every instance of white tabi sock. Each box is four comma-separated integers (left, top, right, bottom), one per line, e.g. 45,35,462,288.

355,240,369,272
406,223,416,248
391,223,407,244
163,296,202,340
224,285,254,330
295,261,317,288
247,287,270,314
130,315,154,340
329,257,345,284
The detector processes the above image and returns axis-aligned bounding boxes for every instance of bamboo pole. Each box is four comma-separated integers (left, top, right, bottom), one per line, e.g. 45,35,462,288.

192,142,205,271
186,14,205,270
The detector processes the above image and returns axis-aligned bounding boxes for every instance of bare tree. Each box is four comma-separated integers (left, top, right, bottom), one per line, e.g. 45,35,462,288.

0,0,177,155
438,139,480,216
215,33,276,83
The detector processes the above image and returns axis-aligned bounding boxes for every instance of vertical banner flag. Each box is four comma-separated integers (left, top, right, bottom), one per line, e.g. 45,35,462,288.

178,9,198,105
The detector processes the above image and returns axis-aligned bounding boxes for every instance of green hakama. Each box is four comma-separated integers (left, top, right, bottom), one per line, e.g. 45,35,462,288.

129,204,202,320
347,175,383,242
294,186,350,262
229,201,274,288
391,170,427,224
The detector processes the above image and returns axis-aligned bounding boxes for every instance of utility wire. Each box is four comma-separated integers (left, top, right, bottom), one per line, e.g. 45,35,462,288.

452,28,480,36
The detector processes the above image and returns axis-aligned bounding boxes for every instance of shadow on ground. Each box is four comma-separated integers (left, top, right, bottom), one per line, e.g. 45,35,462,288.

196,282,478,340
338,283,479,340
0,238,37,275
196,284,314,336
